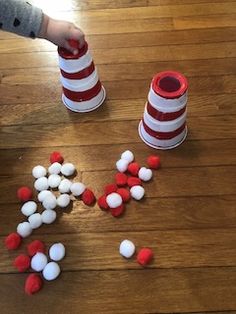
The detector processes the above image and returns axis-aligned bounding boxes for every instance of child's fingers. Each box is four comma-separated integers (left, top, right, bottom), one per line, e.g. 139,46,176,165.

63,41,78,55
69,28,85,48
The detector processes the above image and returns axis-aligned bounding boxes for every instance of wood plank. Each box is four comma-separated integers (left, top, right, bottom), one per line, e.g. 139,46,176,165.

0,268,236,314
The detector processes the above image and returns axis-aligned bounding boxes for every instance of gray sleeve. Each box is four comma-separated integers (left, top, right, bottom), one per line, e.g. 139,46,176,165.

0,0,43,38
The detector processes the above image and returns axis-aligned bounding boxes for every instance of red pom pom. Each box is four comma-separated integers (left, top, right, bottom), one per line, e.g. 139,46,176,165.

17,186,33,202
117,188,131,203
137,248,153,266
13,254,31,272
110,204,125,217
127,162,140,176
50,151,64,164
25,274,43,295
5,233,22,250
82,188,96,206
115,173,128,186
104,184,117,195
97,195,109,210
68,39,80,49
27,240,46,257
127,177,142,188
147,155,160,169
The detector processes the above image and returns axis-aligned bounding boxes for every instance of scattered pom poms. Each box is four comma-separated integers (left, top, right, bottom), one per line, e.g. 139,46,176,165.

61,163,76,177
58,178,72,193
57,194,71,208
38,190,53,203
34,177,49,192
127,162,140,176
130,185,145,200
5,232,22,250
106,192,123,208
48,162,62,175
110,204,125,217
115,173,128,186
42,194,57,210
32,165,47,179
104,183,117,195
25,274,43,295
121,150,134,163
27,240,45,257
119,240,135,258
70,182,86,196
41,209,57,224
116,159,129,173
127,177,142,188
28,213,42,229
31,252,48,272
13,254,31,272
43,262,61,281
48,174,61,189
50,151,64,164
17,222,32,238
147,155,160,169
137,248,153,266
49,243,65,261
17,186,33,202
21,201,37,217
117,188,131,203
138,167,153,182
81,189,96,206
97,195,109,210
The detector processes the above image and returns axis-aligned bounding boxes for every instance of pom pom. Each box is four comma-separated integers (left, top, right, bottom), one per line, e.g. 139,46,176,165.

57,194,71,208
70,182,86,196
58,178,72,193
97,195,109,210
104,183,117,195
25,274,43,295
17,222,32,238
138,167,153,181
13,254,30,272
27,240,45,257
81,189,96,206
28,213,42,229
61,163,76,176
48,174,61,189
117,188,131,203
48,162,62,175
21,201,37,217
43,262,60,281
119,240,135,258
38,190,53,203
17,186,33,202
121,150,134,163
127,177,142,188
147,155,160,169
106,192,123,208
32,165,47,179
130,185,145,200
5,232,21,250
50,151,64,164
41,210,57,224
34,177,48,192
49,243,65,261
31,252,48,272
137,248,153,266
42,194,57,210
110,204,125,217
115,173,128,186
127,162,140,176
116,159,129,173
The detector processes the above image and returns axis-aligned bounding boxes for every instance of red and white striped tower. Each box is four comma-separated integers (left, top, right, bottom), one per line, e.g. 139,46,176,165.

139,71,188,150
58,40,106,113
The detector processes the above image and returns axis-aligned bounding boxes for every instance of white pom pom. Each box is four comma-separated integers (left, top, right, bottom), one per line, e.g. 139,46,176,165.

57,194,71,208
28,213,42,229
138,167,153,181
58,178,72,193
49,243,66,261
121,150,134,163
17,222,32,238
43,262,60,281
21,201,37,217
48,162,62,175
38,190,53,203
34,177,49,191
130,185,145,200
116,159,129,173
42,194,57,210
70,182,85,196
48,174,61,189
61,163,76,176
119,239,135,258
106,192,123,208
32,165,47,179
31,252,48,272
41,209,57,224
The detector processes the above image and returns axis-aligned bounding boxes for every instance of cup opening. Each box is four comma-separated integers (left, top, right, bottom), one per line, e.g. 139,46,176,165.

158,76,181,93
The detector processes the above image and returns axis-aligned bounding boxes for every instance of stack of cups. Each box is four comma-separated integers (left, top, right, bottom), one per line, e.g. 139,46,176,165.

58,40,106,112
139,71,188,149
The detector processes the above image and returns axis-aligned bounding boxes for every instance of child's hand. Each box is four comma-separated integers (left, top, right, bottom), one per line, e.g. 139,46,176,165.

39,15,85,54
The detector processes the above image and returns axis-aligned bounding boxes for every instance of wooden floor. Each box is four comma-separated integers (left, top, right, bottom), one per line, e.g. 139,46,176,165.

0,0,236,313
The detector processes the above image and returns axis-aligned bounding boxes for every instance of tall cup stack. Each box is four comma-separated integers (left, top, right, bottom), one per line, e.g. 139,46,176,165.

139,71,188,150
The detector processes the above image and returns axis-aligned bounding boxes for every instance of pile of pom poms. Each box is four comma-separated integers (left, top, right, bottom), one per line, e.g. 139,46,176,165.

97,150,160,217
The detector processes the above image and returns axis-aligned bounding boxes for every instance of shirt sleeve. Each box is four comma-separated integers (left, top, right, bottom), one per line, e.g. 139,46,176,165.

0,0,43,38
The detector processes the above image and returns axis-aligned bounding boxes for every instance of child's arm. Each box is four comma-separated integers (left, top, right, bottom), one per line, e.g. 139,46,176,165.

0,0,84,54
